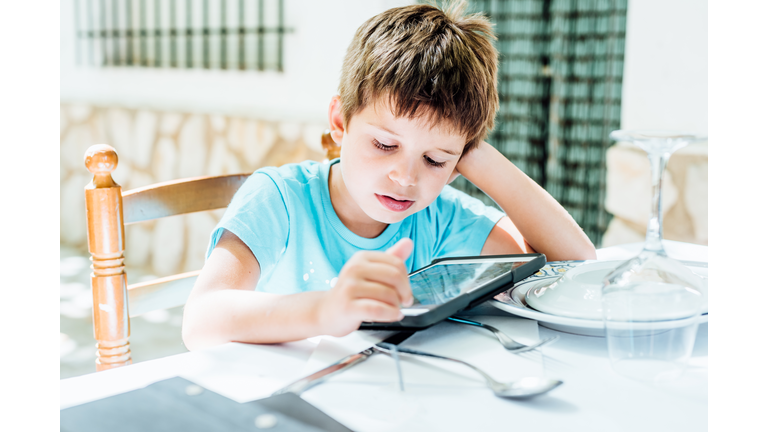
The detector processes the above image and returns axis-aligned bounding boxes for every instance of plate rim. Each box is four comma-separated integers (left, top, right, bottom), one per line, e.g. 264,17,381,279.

491,260,709,331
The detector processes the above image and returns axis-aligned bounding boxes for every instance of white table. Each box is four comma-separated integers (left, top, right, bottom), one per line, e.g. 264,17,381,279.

61,241,707,432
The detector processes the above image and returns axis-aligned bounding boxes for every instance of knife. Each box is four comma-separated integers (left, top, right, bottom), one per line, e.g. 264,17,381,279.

272,331,416,396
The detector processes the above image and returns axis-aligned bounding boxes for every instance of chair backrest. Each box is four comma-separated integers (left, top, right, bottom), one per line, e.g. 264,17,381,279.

84,131,339,370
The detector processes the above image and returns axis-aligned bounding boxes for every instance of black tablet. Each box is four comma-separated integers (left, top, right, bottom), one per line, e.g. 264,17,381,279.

359,253,546,330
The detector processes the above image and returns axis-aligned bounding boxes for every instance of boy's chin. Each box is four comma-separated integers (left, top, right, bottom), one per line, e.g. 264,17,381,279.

366,208,413,225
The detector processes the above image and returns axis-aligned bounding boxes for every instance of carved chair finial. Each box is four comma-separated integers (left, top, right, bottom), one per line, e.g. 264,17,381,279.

85,144,119,188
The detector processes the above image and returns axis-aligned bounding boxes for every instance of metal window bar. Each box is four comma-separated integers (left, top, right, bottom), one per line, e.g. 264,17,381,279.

75,0,290,72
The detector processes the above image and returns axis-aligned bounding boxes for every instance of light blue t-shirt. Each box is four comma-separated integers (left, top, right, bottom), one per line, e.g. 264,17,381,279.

206,159,504,294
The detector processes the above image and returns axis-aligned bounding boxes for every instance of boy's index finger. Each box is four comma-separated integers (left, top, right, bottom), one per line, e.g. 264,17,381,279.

358,255,413,307
385,239,414,306
385,238,414,262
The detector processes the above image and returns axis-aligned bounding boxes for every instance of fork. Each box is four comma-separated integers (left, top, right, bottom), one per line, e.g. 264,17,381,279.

447,316,558,353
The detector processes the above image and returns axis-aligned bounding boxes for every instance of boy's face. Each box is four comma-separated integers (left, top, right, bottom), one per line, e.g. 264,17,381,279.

333,99,466,226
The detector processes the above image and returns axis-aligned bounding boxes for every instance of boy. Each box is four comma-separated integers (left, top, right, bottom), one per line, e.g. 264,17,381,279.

182,1,595,350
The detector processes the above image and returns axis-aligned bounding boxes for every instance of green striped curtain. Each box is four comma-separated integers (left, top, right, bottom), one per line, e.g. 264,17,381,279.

451,0,627,247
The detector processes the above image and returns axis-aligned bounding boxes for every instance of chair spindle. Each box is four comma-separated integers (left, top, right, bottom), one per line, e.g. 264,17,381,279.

84,144,132,370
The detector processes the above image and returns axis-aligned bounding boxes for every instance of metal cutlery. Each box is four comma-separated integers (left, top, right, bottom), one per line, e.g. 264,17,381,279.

373,345,563,399
447,316,558,353
272,331,415,396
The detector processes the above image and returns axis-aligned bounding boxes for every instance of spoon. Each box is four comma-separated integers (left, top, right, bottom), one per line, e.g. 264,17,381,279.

373,345,562,399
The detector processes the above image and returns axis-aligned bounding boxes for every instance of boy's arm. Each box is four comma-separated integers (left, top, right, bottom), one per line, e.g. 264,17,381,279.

182,230,413,350
456,141,597,261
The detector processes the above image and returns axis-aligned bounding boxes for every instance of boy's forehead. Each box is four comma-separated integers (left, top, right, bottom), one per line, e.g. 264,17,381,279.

363,98,468,142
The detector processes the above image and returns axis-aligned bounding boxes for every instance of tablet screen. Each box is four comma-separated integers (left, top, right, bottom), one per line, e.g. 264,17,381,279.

402,257,533,316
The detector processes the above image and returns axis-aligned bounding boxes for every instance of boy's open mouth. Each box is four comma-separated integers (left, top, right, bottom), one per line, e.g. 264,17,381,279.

376,194,415,212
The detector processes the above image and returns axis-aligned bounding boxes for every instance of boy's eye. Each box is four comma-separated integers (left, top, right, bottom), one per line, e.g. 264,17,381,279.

373,138,446,168
373,139,396,151
424,155,447,168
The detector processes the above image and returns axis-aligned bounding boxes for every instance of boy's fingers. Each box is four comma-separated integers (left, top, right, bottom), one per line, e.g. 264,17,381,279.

352,281,401,307
353,299,404,322
385,238,413,262
356,262,413,308
384,238,415,306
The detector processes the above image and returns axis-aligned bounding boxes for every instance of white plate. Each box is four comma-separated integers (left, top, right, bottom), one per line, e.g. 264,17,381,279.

491,261,709,337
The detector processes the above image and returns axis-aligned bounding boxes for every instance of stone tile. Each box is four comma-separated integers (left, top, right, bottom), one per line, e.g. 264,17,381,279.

106,108,135,165
604,145,678,227
243,120,276,168
61,123,96,172
60,107,69,135
110,160,133,188
125,169,155,191
152,137,178,182
134,110,159,170
182,212,217,272
206,136,229,175
90,108,110,144
303,123,327,154
601,216,646,248
684,162,708,243
277,121,301,143
60,173,89,247
160,112,185,136
125,223,153,269
210,115,227,134
227,117,245,153
67,104,93,123
224,149,243,175
151,216,185,276
178,114,208,178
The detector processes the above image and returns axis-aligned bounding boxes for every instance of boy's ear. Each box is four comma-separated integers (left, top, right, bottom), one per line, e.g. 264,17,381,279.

327,96,345,144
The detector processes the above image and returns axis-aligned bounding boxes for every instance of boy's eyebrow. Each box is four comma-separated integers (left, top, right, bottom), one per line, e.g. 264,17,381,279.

372,124,461,156
435,147,460,156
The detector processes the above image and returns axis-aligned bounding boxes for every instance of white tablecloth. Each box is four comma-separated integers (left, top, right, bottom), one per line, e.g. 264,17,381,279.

60,240,708,431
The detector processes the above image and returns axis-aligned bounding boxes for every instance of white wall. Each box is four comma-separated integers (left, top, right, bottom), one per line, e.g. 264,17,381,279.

60,0,413,124
620,0,708,134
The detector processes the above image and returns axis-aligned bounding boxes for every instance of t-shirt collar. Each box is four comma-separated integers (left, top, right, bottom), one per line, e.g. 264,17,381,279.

319,158,403,249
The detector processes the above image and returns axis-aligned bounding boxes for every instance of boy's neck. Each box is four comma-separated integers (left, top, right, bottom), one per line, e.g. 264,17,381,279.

328,163,389,239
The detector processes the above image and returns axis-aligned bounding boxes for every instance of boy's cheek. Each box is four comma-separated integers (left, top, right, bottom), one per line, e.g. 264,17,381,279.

446,167,462,185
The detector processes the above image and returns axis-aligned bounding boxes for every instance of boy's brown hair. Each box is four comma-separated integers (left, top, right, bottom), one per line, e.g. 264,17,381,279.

338,0,499,154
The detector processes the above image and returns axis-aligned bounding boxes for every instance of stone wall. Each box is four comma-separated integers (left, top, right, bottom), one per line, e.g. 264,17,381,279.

601,142,708,247
61,103,708,277
60,103,327,278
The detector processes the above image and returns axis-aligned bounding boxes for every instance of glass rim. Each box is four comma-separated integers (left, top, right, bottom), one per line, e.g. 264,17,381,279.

609,129,708,142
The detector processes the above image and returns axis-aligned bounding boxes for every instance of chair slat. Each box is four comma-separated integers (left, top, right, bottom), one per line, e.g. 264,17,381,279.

127,271,200,317
122,174,251,225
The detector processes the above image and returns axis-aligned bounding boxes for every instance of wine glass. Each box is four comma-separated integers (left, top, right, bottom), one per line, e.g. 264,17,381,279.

602,130,707,382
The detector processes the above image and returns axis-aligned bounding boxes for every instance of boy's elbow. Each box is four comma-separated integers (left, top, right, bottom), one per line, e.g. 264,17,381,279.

580,247,598,261
181,308,202,351
181,301,217,351
576,240,598,260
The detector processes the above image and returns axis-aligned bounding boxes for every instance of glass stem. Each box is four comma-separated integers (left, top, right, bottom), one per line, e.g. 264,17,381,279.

644,151,671,255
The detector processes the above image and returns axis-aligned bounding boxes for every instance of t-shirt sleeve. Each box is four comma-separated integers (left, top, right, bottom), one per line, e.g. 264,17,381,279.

205,171,290,278
431,185,505,258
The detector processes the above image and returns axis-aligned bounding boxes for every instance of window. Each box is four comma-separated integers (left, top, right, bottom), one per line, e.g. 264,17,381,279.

73,0,290,71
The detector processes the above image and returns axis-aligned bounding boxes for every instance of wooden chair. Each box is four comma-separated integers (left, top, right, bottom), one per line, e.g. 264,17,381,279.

84,131,340,371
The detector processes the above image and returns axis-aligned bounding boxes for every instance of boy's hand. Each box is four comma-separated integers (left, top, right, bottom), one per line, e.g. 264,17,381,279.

447,165,462,185
447,143,486,185
317,239,414,337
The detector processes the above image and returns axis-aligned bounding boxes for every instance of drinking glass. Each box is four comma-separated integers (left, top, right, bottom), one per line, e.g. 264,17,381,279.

602,130,706,382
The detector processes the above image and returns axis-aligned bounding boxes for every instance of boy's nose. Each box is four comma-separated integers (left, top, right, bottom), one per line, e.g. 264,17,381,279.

389,161,417,187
